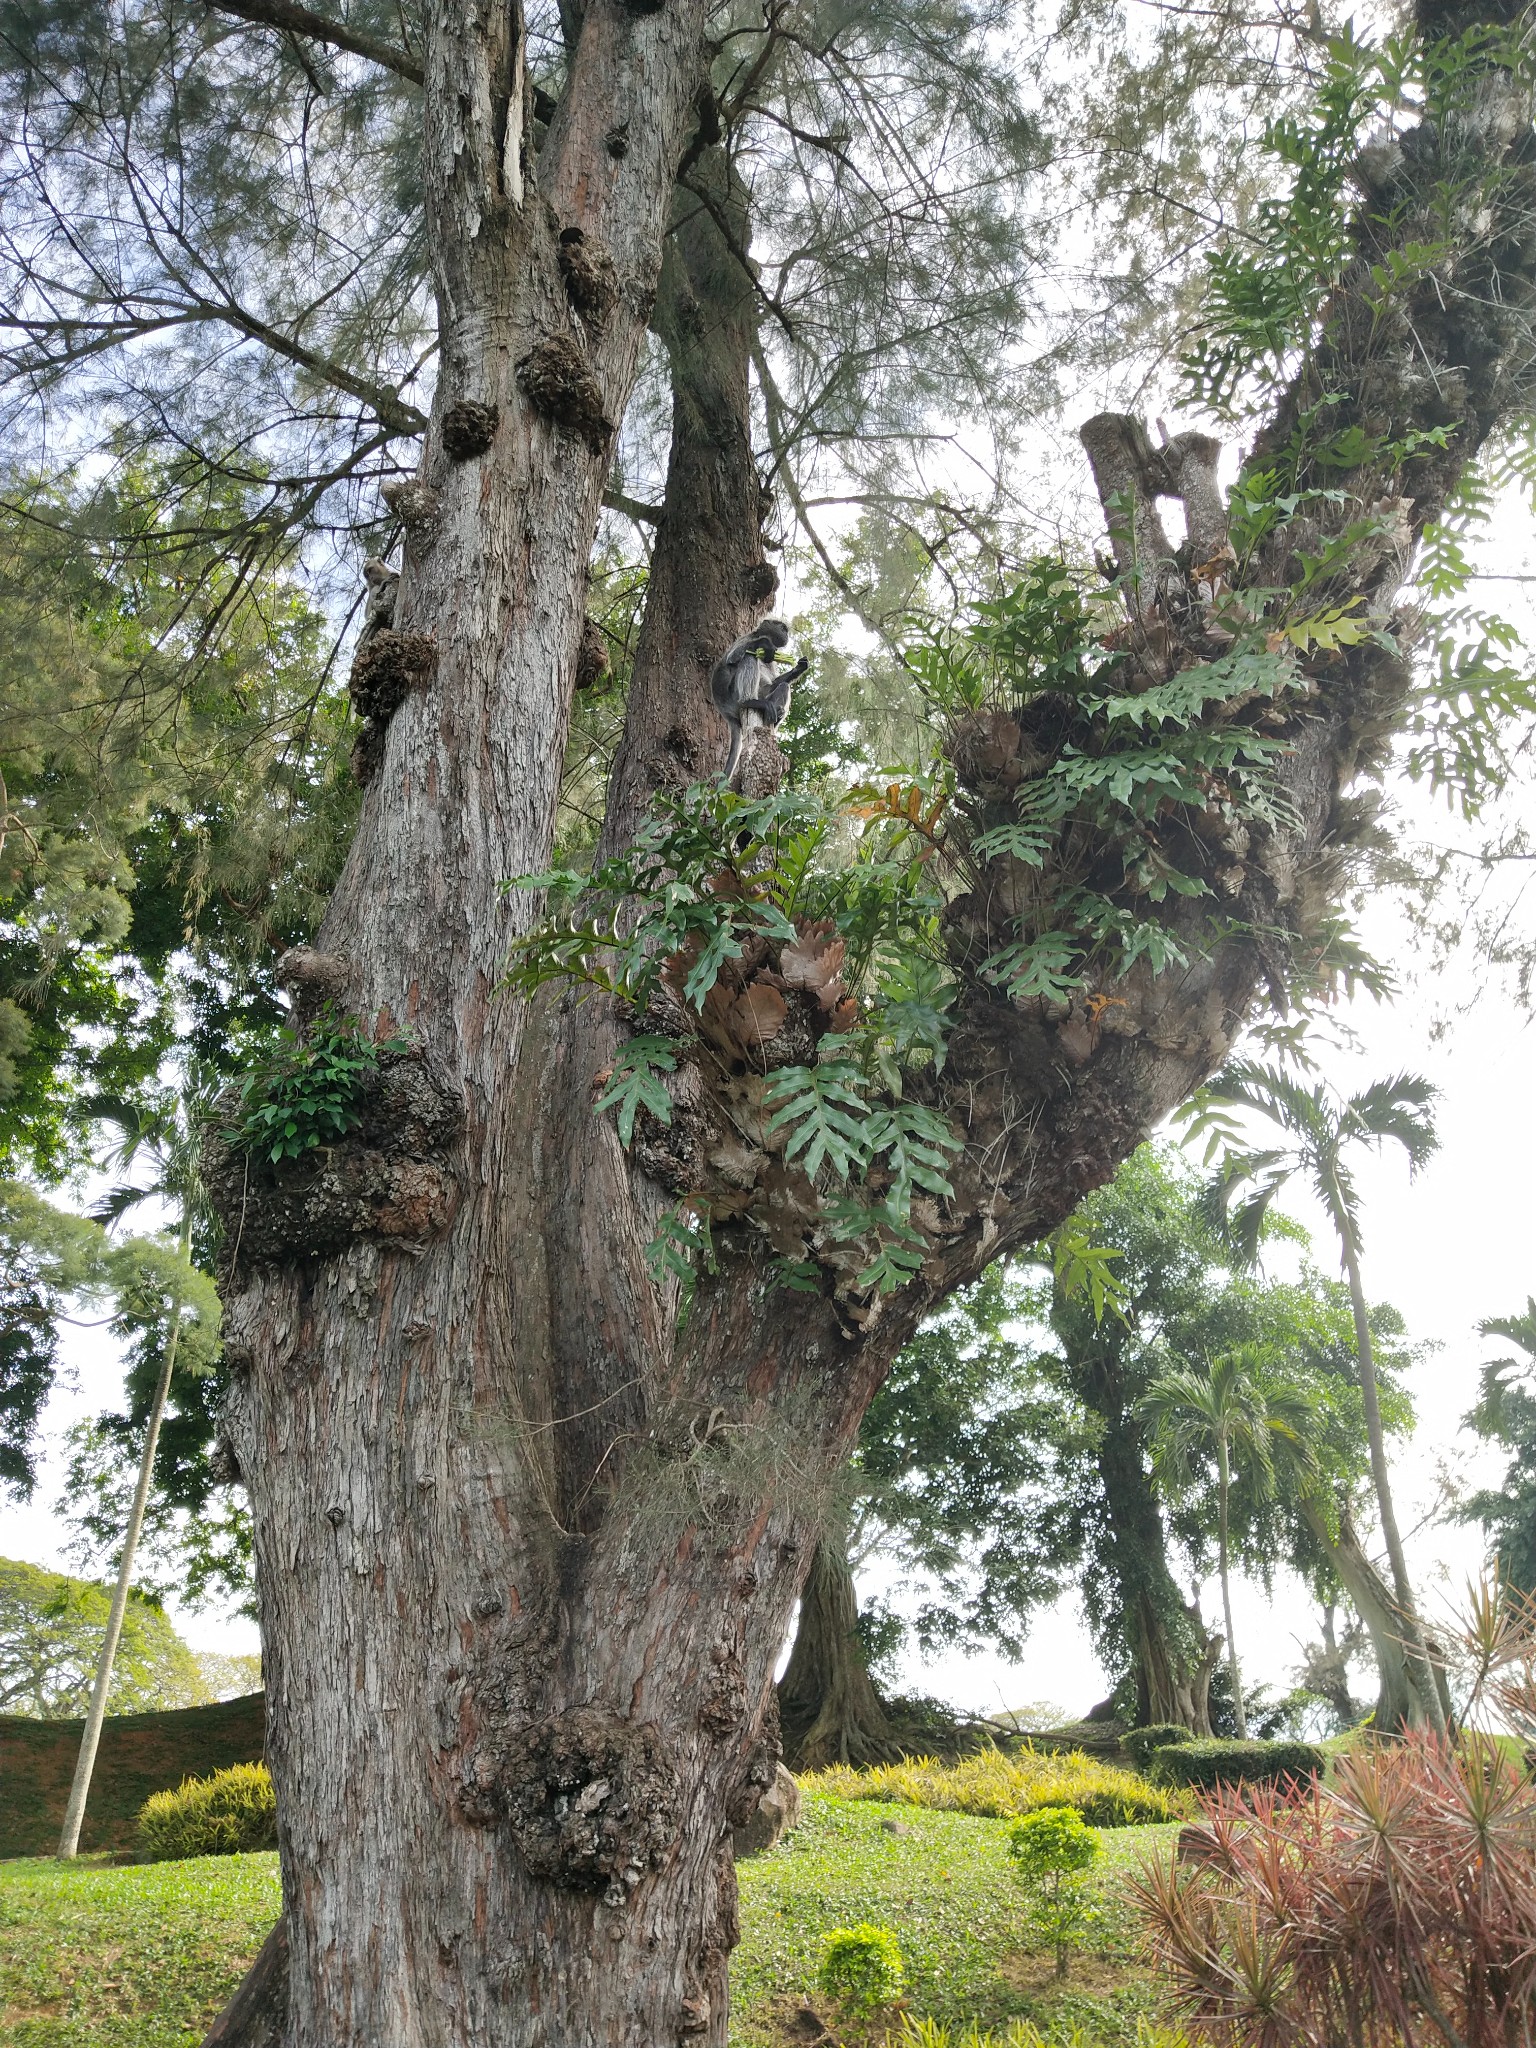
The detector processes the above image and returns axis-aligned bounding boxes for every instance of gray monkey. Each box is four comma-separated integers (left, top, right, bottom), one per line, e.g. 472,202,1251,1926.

709,617,808,781
359,558,399,644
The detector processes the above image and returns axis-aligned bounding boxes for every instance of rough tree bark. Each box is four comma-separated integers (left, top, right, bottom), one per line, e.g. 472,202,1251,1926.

204,0,1536,2036
777,1539,900,1769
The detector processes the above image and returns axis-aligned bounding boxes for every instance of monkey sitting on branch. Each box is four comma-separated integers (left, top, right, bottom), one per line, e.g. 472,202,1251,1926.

709,617,808,787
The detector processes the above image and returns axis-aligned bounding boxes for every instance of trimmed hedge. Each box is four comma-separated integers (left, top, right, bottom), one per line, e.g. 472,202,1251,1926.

137,1760,277,1861
1148,1738,1325,1793
1122,1724,1195,1769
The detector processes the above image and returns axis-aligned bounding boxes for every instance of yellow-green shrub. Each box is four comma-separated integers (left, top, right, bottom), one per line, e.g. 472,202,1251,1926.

896,2019,1191,2048
137,1761,277,1861
802,1746,1184,1826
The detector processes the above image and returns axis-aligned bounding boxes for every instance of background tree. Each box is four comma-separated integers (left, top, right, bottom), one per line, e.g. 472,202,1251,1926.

779,1258,1082,1765
0,1555,209,1716
1,0,1533,2034
1139,1349,1313,1739
1018,1150,1249,1732
1015,1146,1428,1733
1461,1300,1536,1593
1189,1063,1447,1734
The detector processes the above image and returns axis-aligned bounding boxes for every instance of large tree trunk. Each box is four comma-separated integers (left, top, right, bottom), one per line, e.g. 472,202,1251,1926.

205,0,1536,2034
778,1539,900,1769
1215,1444,1247,1740
599,142,773,857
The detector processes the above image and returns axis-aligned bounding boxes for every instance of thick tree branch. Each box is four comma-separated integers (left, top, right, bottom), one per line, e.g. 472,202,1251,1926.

205,0,425,82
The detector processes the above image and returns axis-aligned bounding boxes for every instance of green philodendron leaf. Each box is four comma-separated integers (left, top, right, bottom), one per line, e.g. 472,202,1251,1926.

765,1064,872,1182
594,1036,680,1148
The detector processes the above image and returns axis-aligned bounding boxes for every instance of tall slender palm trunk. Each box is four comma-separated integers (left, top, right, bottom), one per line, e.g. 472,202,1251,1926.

1331,1184,1448,1739
1215,1436,1247,1740
58,1214,192,1856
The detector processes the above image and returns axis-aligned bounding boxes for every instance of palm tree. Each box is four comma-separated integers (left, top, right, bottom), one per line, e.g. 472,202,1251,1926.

1139,1349,1314,1738
1184,1062,1447,1736
56,1075,214,1858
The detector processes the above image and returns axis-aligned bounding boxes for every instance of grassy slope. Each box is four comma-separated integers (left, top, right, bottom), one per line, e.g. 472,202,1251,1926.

734,1794,1175,2046
0,1695,267,1857
0,1796,1176,2047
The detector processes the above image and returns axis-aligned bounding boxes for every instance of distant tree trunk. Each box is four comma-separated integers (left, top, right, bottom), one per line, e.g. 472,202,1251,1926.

1308,1604,1361,1730
1214,1435,1247,1740
1094,1397,1218,1733
778,1540,899,1769
597,141,770,858
1305,1496,1452,1733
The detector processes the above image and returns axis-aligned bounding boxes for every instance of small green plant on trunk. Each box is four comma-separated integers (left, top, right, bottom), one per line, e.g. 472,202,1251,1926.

237,1011,407,1164
1007,1803,1104,1980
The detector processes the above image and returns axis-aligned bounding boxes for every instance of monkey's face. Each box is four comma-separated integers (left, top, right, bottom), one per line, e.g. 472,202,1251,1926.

748,618,790,657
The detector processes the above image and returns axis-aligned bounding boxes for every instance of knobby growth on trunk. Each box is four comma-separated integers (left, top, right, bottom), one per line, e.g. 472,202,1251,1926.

41,0,1522,2032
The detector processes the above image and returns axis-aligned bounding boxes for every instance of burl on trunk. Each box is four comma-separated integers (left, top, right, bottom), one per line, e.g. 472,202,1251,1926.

203,0,1536,2038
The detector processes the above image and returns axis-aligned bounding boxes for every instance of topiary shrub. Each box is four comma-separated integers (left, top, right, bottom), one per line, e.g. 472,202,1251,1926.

1148,1738,1324,1794
137,1761,277,1861
1123,1723,1196,1770
1008,1804,1104,1980
817,1923,906,2015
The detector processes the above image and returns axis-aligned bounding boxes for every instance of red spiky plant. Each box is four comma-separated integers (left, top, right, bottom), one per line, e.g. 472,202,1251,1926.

1131,1653,1536,2047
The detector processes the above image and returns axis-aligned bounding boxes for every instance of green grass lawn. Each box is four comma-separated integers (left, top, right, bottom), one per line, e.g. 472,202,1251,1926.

0,1851,280,2047
0,1796,1176,2047
733,1794,1177,2046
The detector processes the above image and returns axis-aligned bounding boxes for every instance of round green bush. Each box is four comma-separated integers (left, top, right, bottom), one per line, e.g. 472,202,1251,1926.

1008,1804,1103,1885
818,1923,906,2013
1123,1723,1196,1770
137,1761,277,1861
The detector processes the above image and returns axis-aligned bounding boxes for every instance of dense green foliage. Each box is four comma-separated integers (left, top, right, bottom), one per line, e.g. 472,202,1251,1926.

136,1763,277,1862
992,1147,1416,1729
1008,1806,1103,1886
854,1262,1077,1665
0,487,353,1590
1146,1738,1324,1792
1120,1727,1194,1771
1461,1302,1536,1593
0,493,353,1182
236,1013,406,1165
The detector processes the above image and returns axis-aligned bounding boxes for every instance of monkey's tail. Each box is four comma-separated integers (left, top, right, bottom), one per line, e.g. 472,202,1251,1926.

722,722,743,784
